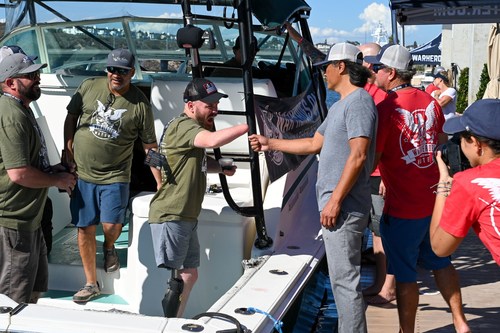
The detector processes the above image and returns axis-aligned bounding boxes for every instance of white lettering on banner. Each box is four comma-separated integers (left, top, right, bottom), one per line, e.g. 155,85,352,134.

412,54,441,63
433,5,500,17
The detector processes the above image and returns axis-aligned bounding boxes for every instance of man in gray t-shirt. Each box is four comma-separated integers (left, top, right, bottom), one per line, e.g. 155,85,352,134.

249,43,377,333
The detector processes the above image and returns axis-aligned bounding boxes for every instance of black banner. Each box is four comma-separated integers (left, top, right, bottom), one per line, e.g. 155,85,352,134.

255,82,321,182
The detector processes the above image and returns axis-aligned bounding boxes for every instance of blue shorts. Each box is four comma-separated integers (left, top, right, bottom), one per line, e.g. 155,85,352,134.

380,214,451,283
70,179,129,227
149,221,200,270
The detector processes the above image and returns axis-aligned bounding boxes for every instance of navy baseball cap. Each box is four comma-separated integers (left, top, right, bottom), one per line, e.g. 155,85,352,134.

107,48,135,69
443,99,500,141
183,78,228,103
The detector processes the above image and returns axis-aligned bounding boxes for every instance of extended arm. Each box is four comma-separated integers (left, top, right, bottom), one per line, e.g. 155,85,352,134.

284,22,326,64
248,131,323,155
194,124,249,149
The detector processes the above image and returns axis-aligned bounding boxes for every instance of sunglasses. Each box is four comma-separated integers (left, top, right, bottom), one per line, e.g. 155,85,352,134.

321,60,340,72
372,64,387,73
13,70,40,81
106,66,130,75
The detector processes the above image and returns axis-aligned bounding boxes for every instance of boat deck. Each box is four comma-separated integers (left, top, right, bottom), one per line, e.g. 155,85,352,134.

365,230,500,332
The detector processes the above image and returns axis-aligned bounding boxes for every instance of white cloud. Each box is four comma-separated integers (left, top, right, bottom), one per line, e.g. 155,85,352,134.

309,2,419,45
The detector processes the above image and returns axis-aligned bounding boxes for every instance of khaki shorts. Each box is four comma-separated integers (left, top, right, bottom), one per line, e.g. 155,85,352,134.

0,226,48,303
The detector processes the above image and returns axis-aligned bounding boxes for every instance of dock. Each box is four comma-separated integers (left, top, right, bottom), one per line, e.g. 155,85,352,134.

365,230,500,332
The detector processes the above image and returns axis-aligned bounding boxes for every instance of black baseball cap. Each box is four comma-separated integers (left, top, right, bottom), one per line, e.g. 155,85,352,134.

183,78,228,103
107,48,135,69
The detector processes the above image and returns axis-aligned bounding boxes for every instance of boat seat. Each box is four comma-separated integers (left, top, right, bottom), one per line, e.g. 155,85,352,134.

150,77,277,154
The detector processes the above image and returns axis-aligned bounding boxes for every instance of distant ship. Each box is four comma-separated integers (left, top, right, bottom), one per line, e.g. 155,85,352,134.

372,21,389,46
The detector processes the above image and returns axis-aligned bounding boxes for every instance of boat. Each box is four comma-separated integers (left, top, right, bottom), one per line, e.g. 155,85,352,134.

0,0,328,332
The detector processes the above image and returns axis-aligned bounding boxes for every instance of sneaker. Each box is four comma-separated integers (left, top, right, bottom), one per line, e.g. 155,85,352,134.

104,245,120,273
73,283,100,303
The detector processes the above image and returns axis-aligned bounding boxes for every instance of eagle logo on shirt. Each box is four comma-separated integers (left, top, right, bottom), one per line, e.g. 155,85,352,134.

89,99,128,140
397,102,439,168
472,178,500,237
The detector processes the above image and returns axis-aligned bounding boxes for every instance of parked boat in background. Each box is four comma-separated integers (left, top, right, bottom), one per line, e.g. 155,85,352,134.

0,1,328,332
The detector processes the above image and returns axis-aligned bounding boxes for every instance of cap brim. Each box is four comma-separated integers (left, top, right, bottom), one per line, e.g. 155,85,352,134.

443,115,466,135
363,55,382,65
18,63,47,74
313,59,331,67
200,92,228,103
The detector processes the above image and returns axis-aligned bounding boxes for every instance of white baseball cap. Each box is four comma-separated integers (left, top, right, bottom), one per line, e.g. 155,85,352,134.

314,42,363,66
364,44,412,70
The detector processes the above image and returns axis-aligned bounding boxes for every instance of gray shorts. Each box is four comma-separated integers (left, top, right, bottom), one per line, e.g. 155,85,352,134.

0,226,48,303
149,221,200,270
368,176,384,237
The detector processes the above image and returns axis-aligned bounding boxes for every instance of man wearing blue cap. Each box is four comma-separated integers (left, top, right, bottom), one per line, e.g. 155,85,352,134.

431,99,500,266
64,48,162,303
0,52,76,304
250,42,377,333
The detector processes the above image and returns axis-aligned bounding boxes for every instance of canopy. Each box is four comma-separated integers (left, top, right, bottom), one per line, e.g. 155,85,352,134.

410,33,441,65
390,1,500,26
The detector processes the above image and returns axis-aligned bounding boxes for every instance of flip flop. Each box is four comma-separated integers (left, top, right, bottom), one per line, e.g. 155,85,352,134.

365,294,396,305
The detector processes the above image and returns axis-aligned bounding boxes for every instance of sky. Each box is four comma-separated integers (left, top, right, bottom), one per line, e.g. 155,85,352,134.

0,1,442,46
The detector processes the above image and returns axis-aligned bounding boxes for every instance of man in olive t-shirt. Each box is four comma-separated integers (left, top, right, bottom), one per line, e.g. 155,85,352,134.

148,78,248,317
64,49,161,303
0,51,76,304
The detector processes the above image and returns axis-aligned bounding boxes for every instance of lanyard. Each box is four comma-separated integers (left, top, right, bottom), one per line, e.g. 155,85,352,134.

388,83,412,94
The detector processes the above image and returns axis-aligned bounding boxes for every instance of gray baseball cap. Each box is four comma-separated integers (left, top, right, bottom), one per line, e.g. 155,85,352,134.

0,53,47,82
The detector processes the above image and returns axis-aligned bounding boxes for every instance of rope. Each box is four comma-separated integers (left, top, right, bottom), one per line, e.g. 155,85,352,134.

246,307,283,333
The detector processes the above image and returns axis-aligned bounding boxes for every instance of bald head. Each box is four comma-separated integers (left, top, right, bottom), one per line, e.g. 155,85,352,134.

358,43,381,57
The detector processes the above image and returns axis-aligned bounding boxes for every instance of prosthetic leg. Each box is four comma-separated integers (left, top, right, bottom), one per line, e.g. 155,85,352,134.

162,269,184,317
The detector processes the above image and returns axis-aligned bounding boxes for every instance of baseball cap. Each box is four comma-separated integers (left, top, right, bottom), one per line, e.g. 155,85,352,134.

0,53,47,82
364,44,412,70
234,36,260,52
0,45,37,63
314,42,363,66
433,65,445,75
183,78,228,103
106,48,135,69
443,99,500,141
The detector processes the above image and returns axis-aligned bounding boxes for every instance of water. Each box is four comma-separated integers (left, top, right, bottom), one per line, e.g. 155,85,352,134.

326,89,340,109
282,229,374,333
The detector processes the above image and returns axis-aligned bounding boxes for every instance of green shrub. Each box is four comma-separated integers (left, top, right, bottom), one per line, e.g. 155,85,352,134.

476,63,490,100
456,67,469,114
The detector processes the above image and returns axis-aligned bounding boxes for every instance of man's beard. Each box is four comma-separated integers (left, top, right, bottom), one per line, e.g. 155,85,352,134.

17,79,41,101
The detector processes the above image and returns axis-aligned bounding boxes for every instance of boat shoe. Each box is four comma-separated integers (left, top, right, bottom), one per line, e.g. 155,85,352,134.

73,283,100,303
104,245,120,273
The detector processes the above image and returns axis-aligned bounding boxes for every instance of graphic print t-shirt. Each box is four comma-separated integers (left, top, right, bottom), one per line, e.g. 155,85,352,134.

67,77,156,183
440,159,500,265
376,88,444,219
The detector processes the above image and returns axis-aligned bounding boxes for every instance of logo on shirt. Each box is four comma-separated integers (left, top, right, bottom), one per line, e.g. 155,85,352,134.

397,102,439,168
472,178,500,237
89,99,127,140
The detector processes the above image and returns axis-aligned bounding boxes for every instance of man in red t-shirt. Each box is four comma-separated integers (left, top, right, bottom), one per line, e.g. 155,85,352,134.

365,44,470,333
358,43,395,304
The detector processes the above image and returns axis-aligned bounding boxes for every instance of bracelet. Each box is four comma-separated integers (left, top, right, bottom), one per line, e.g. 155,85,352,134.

434,190,450,198
298,37,303,45
430,181,452,189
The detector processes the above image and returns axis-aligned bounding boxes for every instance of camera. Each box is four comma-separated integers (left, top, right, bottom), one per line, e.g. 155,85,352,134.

434,133,471,176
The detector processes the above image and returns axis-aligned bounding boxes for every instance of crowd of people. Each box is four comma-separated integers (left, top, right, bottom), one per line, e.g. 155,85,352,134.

0,25,498,333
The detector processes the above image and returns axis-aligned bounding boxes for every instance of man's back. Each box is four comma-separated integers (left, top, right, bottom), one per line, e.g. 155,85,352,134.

376,87,444,219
